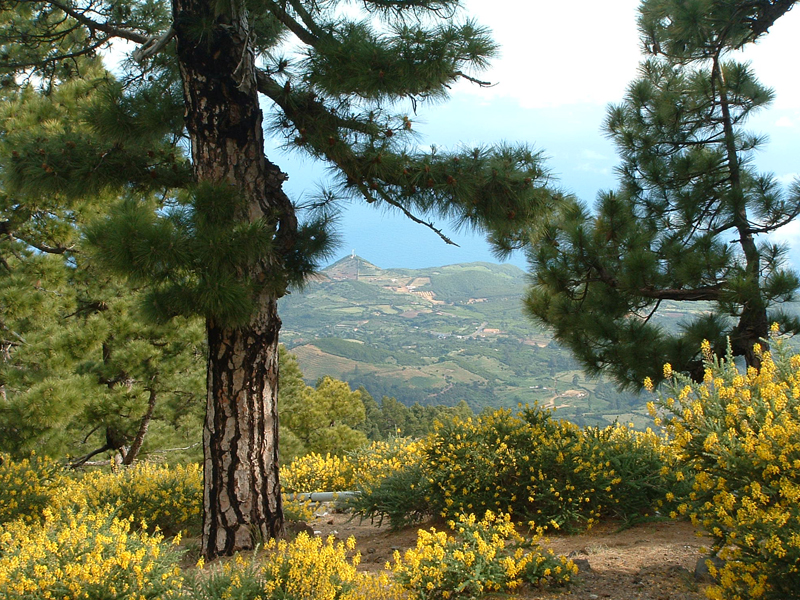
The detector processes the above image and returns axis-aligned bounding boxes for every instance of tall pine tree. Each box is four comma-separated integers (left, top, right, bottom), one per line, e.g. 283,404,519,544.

0,63,206,463
1,0,555,556
526,0,800,388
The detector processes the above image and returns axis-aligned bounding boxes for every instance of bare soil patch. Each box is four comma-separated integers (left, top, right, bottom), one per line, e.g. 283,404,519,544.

306,505,711,600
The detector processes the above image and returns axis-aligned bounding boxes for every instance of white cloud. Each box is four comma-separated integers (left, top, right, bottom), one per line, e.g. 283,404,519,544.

454,0,800,111
775,116,795,128
769,221,800,260
733,11,800,110
455,0,642,109
776,173,799,186
575,164,611,175
581,149,608,161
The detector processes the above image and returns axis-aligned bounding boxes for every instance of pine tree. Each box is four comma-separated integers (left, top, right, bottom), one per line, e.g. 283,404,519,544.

526,0,800,388
0,0,555,556
0,61,206,461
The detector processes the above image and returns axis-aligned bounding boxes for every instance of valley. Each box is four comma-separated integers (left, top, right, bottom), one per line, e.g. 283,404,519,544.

279,255,674,428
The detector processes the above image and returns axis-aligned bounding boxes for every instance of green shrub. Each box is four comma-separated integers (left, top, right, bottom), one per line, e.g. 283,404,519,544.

346,460,431,529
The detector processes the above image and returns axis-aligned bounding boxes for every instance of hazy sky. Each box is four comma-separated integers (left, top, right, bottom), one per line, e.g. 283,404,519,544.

276,0,800,270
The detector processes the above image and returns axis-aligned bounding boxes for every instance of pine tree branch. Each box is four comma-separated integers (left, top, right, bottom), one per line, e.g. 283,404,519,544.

44,0,150,44
454,71,493,87
261,0,319,45
256,69,459,246
255,71,377,135
371,185,458,245
63,300,109,319
590,259,723,300
131,27,176,62
46,0,151,44
1,37,111,70
747,203,800,234
123,386,157,465
20,238,74,255
285,0,326,40
639,285,724,301
144,441,202,455
740,0,798,40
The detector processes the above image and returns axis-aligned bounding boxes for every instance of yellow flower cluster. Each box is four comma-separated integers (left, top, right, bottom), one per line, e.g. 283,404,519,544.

391,511,575,599
424,406,676,530
658,338,800,600
280,452,357,493
280,439,426,494
350,438,426,494
0,505,184,599
0,452,67,525
194,533,406,600
54,462,204,536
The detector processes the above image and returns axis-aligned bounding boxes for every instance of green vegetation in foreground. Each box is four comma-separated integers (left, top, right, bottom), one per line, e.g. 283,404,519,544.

4,337,798,599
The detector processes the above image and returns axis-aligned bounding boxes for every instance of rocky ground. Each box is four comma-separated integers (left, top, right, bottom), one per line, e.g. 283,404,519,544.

304,505,713,600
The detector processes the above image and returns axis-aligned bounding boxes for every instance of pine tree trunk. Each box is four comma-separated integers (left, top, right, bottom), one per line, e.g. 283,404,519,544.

716,62,768,367
172,0,291,558
122,387,157,465
203,309,284,556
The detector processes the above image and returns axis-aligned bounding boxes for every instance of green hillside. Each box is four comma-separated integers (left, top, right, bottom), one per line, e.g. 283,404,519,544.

279,255,767,429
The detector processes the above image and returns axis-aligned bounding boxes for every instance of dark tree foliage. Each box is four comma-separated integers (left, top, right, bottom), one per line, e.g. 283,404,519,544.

0,0,556,556
526,0,800,389
0,58,206,463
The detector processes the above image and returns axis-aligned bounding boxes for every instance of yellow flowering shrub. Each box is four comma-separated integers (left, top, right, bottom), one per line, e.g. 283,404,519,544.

280,439,426,495
345,438,431,529
657,336,800,599
0,452,67,525
349,438,426,493
391,511,576,599
280,452,357,493
281,440,430,528
190,533,407,600
283,496,318,522
0,505,184,599
54,462,204,536
580,422,690,524
423,406,677,530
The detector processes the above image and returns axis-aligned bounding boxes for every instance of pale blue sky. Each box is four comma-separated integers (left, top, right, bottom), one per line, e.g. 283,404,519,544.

276,0,800,270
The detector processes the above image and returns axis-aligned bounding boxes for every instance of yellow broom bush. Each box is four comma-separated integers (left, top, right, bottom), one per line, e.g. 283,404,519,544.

0,505,184,599
189,533,407,600
0,452,66,525
56,462,204,536
391,510,576,600
654,332,800,599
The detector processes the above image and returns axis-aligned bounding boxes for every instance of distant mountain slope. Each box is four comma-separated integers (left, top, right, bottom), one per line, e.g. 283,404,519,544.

278,255,729,429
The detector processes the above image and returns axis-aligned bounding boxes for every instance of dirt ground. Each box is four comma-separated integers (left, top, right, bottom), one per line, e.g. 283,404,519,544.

304,504,712,600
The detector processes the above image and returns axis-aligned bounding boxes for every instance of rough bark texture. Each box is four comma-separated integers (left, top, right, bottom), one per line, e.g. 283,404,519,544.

172,0,290,558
